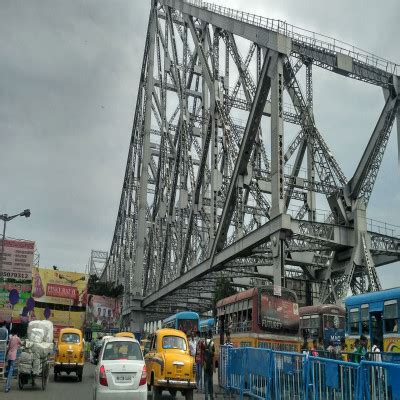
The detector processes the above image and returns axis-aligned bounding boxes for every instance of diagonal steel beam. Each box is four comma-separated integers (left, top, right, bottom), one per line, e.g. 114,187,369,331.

211,49,278,255
347,94,399,204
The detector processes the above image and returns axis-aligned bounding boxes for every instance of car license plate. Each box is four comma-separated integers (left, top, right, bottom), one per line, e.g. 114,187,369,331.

116,374,132,382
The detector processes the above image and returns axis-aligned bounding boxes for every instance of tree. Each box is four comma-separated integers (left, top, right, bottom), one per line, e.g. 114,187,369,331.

212,277,237,316
87,274,124,298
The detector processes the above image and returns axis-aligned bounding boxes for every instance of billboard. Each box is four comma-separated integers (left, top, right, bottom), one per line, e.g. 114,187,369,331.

86,295,121,331
32,267,88,306
0,282,34,323
259,290,299,333
0,239,34,281
34,307,85,339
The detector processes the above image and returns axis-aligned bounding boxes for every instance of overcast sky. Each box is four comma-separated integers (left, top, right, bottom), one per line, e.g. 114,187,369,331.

0,0,399,287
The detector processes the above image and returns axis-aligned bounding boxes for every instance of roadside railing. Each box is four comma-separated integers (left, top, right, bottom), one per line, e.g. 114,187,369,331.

220,346,400,400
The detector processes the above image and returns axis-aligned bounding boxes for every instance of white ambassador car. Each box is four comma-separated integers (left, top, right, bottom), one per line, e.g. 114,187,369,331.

93,337,147,400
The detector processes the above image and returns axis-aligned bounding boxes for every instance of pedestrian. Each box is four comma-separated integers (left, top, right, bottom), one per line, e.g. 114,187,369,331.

195,331,205,392
0,322,8,341
189,332,197,358
371,339,382,363
225,331,233,347
340,337,349,362
4,328,22,393
354,336,368,363
301,339,309,355
317,337,324,351
310,339,318,357
204,330,215,400
326,340,335,358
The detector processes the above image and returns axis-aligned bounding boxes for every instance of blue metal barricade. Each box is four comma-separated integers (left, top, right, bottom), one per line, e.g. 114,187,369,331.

307,356,361,400
246,347,273,399
219,345,229,389
359,360,400,400
272,351,307,400
220,346,400,400
227,347,247,396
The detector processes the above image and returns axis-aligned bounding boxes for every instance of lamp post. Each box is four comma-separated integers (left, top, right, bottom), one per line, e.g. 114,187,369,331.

58,274,86,327
0,209,31,280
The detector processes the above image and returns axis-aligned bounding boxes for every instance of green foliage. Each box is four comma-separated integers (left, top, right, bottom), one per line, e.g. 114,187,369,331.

87,274,123,298
212,277,237,315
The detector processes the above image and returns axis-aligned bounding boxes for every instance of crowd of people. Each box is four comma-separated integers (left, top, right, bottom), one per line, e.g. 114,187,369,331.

301,334,382,363
187,330,216,400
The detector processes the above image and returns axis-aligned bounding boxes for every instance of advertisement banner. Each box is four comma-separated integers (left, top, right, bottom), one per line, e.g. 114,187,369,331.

259,291,299,332
0,239,34,281
0,282,34,323
34,307,86,339
86,295,121,331
32,267,88,306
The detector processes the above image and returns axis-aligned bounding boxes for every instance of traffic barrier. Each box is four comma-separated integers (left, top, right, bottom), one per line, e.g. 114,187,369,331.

307,356,361,400
359,360,400,400
271,351,307,400
219,346,400,400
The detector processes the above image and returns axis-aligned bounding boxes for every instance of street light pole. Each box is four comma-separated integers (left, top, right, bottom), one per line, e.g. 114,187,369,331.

0,209,31,280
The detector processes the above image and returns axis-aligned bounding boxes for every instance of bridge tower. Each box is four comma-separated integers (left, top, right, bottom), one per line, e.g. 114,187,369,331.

104,0,400,324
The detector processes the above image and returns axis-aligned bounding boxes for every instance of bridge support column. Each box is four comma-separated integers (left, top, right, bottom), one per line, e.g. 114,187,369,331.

270,54,286,291
123,299,145,333
333,202,382,304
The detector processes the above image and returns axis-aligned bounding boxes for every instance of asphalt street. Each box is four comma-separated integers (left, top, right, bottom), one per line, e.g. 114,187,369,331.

2,363,224,400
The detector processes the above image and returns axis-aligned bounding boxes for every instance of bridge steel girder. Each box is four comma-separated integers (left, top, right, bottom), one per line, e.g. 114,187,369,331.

103,0,400,322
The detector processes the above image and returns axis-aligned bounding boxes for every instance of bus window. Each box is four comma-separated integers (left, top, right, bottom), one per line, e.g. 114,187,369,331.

349,308,359,335
309,315,319,338
361,305,369,335
384,301,399,333
323,314,345,330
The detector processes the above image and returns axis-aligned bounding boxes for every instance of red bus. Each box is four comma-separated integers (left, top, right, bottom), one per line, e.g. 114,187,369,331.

215,286,300,354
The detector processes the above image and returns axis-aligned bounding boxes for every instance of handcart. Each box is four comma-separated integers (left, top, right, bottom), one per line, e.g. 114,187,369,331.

18,354,50,390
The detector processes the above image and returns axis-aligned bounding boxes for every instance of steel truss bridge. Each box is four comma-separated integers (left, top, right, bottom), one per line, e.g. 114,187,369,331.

101,0,400,326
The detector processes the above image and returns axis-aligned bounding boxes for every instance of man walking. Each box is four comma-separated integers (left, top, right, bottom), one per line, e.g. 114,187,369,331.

189,332,197,358
204,330,215,400
195,331,204,392
5,328,21,392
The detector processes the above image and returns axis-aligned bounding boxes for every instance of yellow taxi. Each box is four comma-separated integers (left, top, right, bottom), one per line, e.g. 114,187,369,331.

144,328,195,400
54,328,85,382
115,332,135,339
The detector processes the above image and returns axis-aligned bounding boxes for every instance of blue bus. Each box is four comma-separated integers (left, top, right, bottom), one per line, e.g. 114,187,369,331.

199,318,215,335
162,311,200,334
345,287,400,352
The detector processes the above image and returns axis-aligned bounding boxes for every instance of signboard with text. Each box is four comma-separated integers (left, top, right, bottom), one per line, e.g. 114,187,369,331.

258,288,299,333
0,239,34,281
32,267,88,306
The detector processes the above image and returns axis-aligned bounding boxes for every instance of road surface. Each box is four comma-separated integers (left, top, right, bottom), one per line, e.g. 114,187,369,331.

2,363,224,399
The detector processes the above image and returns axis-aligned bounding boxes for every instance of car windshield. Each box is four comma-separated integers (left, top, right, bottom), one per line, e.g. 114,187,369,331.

61,333,80,343
102,341,143,361
162,336,187,350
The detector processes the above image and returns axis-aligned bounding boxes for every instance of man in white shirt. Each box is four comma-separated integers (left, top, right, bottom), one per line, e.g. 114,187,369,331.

371,339,382,363
188,332,197,357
